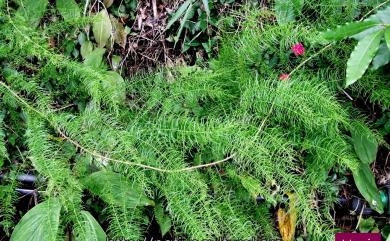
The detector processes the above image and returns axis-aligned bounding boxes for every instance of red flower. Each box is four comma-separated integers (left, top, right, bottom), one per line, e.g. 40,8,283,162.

291,43,305,56
279,73,290,80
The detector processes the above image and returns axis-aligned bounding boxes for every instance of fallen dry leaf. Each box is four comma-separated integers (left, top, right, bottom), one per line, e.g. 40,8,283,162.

277,193,297,241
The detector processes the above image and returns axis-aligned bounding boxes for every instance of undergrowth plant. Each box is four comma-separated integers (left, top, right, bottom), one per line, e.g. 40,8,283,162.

323,5,390,87
0,0,389,241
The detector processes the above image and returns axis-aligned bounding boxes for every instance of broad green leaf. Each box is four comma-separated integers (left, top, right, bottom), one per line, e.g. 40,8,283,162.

84,170,155,207
345,30,383,87
322,21,378,41
10,198,61,241
84,48,105,68
372,42,390,70
239,175,261,199
80,41,94,59
79,211,106,241
93,10,112,48
16,0,48,28
352,25,384,41
352,162,384,214
351,124,378,164
367,5,390,24
154,203,172,237
275,0,295,24
385,27,390,51
201,0,210,16
166,0,192,30
56,0,80,21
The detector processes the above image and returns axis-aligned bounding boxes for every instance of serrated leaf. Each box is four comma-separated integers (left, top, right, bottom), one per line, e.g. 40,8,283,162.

345,30,383,87
166,0,192,30
154,203,172,237
84,48,105,68
322,21,378,41
275,0,296,25
80,41,94,59
93,10,112,48
56,0,80,21
351,162,384,214
385,27,390,50
16,0,48,28
79,211,106,241
10,198,61,241
351,124,378,164
84,170,155,208
372,41,390,70
201,0,210,16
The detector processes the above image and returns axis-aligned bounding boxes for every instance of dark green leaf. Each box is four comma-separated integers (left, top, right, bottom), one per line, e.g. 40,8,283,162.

351,124,378,164
16,0,48,28
166,0,192,30
84,170,155,207
80,211,106,241
382,225,390,241
352,162,384,214
10,199,61,241
322,21,379,41
346,30,383,87
154,203,172,237
56,0,80,21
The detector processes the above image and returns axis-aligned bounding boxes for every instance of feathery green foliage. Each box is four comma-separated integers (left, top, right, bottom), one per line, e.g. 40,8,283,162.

0,1,389,240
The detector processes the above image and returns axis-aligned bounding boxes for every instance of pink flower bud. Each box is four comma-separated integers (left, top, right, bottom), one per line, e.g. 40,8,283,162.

279,73,290,80
291,43,305,56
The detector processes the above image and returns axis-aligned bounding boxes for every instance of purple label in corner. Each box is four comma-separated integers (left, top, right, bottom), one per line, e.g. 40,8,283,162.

336,233,381,241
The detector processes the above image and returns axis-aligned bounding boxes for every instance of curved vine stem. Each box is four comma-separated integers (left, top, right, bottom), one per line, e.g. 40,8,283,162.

0,80,236,173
